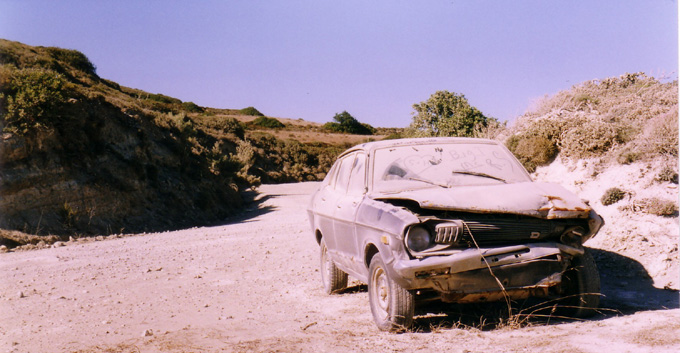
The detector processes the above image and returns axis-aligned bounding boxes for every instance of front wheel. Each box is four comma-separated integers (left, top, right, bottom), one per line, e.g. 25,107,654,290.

560,249,601,317
320,238,348,294
368,254,414,332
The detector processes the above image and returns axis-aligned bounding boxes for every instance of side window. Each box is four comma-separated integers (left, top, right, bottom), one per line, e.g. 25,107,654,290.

347,153,366,196
325,159,341,188
334,154,355,194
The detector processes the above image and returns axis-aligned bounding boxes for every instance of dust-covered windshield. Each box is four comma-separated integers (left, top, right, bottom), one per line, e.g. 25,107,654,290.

371,141,531,192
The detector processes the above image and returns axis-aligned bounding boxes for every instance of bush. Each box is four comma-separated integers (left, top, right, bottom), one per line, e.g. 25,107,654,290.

601,187,626,205
406,90,493,137
642,197,678,216
506,136,557,173
182,101,203,113
252,116,285,128
2,68,67,133
147,93,181,105
616,150,641,165
239,106,264,116
657,167,679,184
560,119,621,158
45,47,97,77
323,111,375,135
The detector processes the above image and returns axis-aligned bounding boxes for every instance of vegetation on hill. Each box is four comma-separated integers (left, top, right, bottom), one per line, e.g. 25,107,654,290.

239,106,264,116
323,111,376,135
505,73,677,172
251,116,285,129
404,90,500,138
0,39,348,240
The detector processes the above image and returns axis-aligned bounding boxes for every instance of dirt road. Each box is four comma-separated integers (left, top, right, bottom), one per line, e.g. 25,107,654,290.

1,182,679,352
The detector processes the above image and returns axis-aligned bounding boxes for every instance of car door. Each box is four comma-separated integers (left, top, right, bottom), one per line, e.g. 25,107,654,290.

312,158,343,251
332,152,366,274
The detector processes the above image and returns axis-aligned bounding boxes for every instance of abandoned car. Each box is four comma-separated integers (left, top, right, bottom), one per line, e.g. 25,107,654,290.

307,137,604,331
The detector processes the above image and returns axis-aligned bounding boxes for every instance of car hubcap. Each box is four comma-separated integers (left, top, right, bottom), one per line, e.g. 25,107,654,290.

321,246,330,286
372,267,389,319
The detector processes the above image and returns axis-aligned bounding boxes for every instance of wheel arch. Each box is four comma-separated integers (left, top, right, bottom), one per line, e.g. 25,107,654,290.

364,243,380,269
315,229,323,245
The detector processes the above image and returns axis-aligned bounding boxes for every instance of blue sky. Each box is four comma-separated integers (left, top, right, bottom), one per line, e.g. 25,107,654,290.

1,0,677,127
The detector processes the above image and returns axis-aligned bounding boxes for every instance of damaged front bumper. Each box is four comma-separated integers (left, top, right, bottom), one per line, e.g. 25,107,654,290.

391,242,578,302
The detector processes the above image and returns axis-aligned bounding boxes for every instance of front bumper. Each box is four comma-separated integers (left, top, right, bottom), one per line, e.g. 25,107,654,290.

390,243,577,300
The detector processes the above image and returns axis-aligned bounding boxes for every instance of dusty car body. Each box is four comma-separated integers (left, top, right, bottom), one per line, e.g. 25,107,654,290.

307,137,604,331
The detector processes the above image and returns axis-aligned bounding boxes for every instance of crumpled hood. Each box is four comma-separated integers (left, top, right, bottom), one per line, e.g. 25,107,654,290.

371,182,592,219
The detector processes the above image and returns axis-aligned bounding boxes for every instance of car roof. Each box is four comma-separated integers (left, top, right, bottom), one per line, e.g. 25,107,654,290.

337,137,500,159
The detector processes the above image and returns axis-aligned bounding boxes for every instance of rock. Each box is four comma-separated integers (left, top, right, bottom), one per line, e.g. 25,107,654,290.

0,245,8,253
142,329,154,337
17,291,25,299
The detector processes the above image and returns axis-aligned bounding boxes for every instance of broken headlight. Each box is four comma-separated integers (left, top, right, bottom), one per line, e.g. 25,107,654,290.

560,226,586,248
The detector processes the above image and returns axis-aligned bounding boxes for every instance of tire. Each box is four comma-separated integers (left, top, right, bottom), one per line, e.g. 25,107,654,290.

320,238,348,294
368,254,415,332
560,249,601,317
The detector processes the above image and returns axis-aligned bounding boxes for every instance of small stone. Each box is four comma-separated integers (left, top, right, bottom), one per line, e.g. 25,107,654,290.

0,245,8,253
17,291,25,299
142,329,154,337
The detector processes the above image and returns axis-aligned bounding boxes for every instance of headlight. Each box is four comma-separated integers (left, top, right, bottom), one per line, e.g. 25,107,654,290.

560,226,585,248
406,225,433,252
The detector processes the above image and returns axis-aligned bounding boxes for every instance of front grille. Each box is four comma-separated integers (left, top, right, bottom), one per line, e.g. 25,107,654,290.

428,214,588,248
462,219,554,244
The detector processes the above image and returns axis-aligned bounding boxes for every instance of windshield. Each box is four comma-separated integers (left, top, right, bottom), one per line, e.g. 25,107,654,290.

371,142,531,192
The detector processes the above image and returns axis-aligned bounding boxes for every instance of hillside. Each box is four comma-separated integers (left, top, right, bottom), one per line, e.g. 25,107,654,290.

0,39,370,242
504,73,679,289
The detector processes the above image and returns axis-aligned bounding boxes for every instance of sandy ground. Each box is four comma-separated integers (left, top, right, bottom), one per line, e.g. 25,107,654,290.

1,181,679,353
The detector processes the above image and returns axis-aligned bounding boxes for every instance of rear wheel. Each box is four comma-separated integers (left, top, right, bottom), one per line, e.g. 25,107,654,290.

368,254,414,332
320,238,348,294
560,249,601,317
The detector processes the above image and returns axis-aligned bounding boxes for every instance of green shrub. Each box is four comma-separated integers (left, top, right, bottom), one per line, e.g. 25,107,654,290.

406,90,491,137
147,93,181,105
239,106,264,116
252,116,285,128
506,136,557,173
182,101,203,113
2,68,67,133
384,132,403,140
601,187,626,205
45,47,97,77
323,111,375,135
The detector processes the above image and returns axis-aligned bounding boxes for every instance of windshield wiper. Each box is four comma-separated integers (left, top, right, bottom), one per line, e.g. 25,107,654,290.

451,170,507,183
407,177,450,188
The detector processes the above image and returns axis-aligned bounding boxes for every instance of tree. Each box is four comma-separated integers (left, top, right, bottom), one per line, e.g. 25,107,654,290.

406,90,493,137
323,111,375,135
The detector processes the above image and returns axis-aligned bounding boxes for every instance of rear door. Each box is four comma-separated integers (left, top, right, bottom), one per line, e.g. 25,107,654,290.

332,152,366,274
311,159,342,249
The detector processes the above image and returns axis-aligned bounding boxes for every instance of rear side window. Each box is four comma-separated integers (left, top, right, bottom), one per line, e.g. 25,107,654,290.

347,152,366,196
324,160,340,187
334,153,356,193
